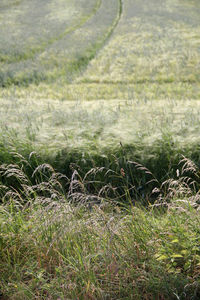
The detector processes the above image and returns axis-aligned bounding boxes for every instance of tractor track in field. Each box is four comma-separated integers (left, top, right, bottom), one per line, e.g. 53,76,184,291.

79,78,199,85
73,0,123,82
93,0,123,54
35,0,102,63
77,0,200,89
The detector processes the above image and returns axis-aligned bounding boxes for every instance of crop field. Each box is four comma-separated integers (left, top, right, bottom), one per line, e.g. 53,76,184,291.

0,0,200,175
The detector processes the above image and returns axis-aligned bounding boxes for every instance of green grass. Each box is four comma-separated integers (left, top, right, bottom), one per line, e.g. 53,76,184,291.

1,98,200,183
0,0,99,64
0,0,120,87
1,0,200,296
0,0,200,173
0,156,200,299
1,154,200,299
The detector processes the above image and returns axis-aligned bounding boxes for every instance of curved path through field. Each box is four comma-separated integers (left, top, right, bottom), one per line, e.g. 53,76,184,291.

77,0,200,93
1,0,198,100
0,0,200,156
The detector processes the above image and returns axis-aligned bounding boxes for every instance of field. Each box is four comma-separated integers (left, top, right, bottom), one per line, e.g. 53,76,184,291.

0,0,200,299
0,0,200,177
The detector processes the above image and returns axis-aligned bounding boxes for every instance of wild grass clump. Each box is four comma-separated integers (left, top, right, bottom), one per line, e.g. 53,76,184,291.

0,154,200,299
1,151,200,207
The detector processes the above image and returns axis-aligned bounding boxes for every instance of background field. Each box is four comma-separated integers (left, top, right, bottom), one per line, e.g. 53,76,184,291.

0,0,200,179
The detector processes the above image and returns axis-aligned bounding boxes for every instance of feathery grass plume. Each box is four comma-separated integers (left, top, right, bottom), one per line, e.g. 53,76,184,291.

180,156,198,176
152,156,200,211
0,153,69,205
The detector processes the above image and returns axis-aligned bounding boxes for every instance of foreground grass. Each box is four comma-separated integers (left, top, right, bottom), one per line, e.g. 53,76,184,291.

0,155,200,299
0,199,200,299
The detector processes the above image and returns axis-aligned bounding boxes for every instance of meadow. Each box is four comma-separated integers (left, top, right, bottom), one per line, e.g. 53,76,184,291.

0,0,200,298
0,0,200,175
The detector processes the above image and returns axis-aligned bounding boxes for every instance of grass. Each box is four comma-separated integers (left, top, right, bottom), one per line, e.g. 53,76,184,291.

0,0,99,64
0,0,200,174
0,0,120,87
1,0,200,91
1,201,199,299
1,0,200,297
0,156,200,299
80,0,200,85
0,0,24,9
1,98,200,183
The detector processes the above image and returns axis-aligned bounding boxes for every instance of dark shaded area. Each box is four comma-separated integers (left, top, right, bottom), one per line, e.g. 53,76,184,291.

1,136,200,205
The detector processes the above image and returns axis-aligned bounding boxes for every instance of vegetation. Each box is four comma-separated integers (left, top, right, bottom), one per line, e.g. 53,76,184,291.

1,0,200,298
0,0,200,176
0,155,200,299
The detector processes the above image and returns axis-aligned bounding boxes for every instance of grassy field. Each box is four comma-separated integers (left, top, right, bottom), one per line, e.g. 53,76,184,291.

0,0,200,176
0,0,200,298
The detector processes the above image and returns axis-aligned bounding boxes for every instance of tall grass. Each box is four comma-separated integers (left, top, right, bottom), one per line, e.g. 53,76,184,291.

1,99,200,180
1,150,200,206
1,0,200,296
0,154,200,299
